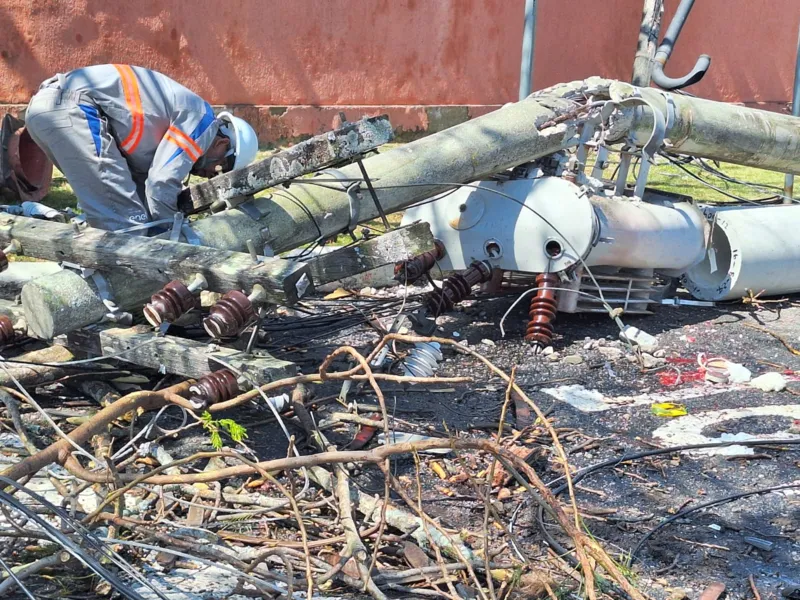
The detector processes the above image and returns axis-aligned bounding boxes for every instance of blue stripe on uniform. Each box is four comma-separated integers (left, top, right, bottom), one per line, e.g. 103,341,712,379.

79,104,102,157
191,103,216,141
164,103,217,166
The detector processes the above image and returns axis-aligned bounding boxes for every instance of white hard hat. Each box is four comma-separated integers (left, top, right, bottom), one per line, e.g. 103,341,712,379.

217,111,258,171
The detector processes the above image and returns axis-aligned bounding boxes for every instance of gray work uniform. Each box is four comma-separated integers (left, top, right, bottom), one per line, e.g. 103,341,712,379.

25,64,219,231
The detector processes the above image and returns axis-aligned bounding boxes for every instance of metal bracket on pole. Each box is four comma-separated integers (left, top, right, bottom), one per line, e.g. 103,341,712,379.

321,169,361,241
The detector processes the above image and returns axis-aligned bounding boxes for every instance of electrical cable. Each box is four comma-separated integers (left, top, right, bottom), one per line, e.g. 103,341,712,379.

102,538,285,595
659,153,781,205
528,438,800,568
0,483,154,600
0,553,36,600
630,482,800,561
0,475,172,600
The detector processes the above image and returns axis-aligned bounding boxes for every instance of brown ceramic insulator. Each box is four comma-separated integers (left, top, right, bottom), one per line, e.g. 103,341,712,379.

203,290,256,338
0,250,8,273
395,240,445,283
188,369,239,408
143,280,199,326
424,260,492,317
0,315,14,346
525,273,559,351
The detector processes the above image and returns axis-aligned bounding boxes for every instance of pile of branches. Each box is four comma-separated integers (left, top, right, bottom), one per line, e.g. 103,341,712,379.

0,334,648,600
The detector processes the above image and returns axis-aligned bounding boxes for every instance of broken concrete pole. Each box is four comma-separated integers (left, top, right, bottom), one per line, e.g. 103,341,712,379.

631,0,664,86
0,214,312,305
303,222,435,286
187,84,589,253
21,269,156,339
607,81,800,174
177,115,394,213
0,261,60,300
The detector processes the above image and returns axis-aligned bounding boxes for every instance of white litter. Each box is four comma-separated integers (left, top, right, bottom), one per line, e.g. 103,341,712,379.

540,384,610,412
620,325,659,353
749,372,787,392
652,404,800,455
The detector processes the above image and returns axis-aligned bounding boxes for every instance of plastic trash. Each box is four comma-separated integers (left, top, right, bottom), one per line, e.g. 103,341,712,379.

750,372,787,392
651,402,688,417
699,354,752,384
620,325,659,353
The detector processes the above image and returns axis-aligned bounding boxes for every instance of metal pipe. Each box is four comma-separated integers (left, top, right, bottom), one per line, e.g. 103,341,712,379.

650,0,710,90
784,24,800,204
631,0,664,87
518,0,537,100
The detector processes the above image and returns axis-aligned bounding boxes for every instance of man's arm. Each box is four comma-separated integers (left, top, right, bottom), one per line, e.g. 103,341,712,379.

145,103,218,221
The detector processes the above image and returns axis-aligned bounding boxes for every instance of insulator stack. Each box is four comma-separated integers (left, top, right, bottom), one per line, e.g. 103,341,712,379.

395,240,445,283
402,342,443,377
203,290,256,338
525,273,559,352
144,281,198,326
424,260,493,317
188,369,240,410
0,315,15,346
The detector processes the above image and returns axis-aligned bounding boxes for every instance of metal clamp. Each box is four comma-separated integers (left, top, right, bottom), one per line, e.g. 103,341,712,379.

321,169,361,236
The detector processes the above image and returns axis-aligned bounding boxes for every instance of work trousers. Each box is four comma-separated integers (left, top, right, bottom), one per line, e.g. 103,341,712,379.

25,77,150,231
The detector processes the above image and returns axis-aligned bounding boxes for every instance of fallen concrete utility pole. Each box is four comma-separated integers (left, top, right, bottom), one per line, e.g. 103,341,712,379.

186,82,590,254
177,115,394,213
0,214,311,304
186,77,800,256
23,269,162,339
304,222,435,286
606,81,800,174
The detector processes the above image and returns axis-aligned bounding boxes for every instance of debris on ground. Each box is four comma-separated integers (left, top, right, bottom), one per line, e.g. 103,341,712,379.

4,57,800,600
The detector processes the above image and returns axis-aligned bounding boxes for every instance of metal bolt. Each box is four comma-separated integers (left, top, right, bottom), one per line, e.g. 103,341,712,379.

186,273,208,294
246,238,260,264
248,284,266,305
1,240,21,256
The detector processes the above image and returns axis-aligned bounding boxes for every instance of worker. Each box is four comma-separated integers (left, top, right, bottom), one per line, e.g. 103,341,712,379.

23,64,258,232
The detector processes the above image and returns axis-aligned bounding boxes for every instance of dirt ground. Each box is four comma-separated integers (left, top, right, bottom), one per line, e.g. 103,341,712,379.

189,282,799,600
5,279,800,599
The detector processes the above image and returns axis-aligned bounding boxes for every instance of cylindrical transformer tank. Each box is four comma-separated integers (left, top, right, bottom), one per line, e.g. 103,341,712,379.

683,205,800,301
587,194,708,273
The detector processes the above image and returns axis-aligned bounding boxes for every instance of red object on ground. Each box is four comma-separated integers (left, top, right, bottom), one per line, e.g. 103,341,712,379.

658,368,706,386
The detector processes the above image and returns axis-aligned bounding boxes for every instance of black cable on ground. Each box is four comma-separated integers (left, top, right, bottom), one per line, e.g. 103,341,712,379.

629,482,800,561
0,475,170,600
532,438,800,571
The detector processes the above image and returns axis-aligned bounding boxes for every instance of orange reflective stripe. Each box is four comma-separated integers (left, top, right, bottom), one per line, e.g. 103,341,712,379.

113,64,144,153
164,132,199,162
168,125,202,159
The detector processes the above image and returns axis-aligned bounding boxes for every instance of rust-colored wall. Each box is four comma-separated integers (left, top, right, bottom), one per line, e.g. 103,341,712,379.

1,0,799,140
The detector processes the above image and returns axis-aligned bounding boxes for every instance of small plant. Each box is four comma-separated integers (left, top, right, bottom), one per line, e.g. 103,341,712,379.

200,411,248,450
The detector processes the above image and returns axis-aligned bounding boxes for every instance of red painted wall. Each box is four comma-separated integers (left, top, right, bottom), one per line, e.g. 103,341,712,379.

1,1,799,138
